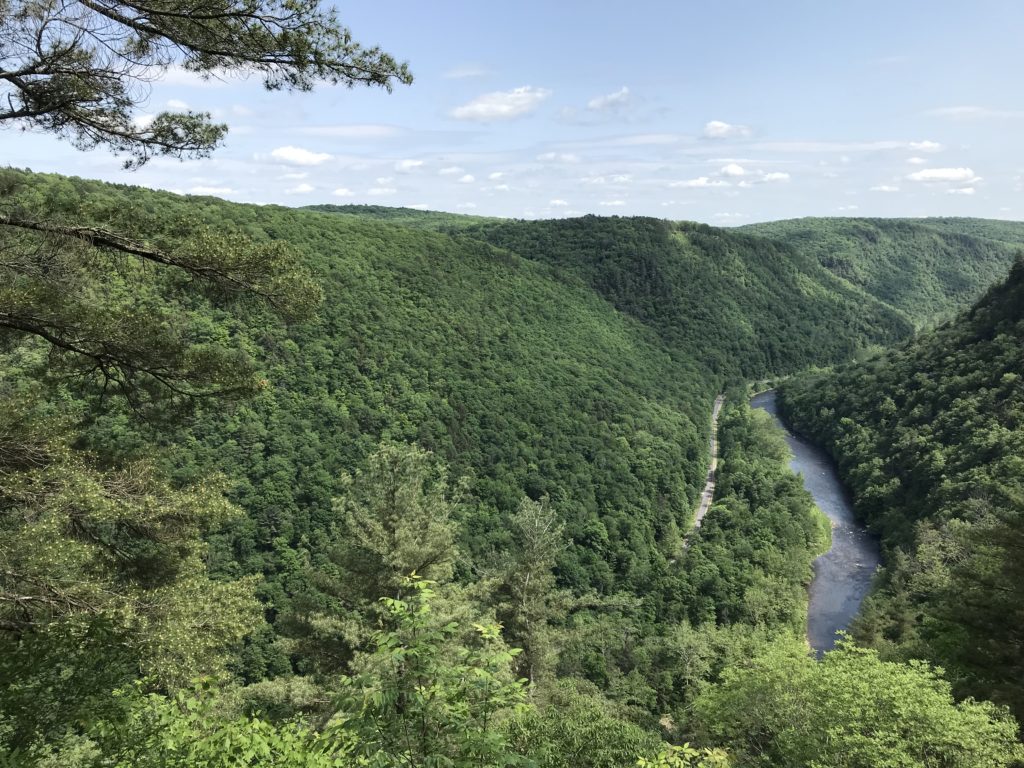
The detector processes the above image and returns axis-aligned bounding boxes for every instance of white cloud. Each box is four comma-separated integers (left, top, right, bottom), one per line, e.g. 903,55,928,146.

166,99,189,110
456,202,478,209
488,171,505,180
188,185,233,196
713,212,749,220
720,163,746,177
279,171,308,180
458,174,476,183
587,86,630,111
376,176,395,184
870,184,900,192
703,120,752,139
599,200,626,206
332,187,355,197
408,203,431,210
270,145,332,166
396,159,424,172
439,166,465,176
762,172,790,182
451,86,552,121
285,183,315,195
132,113,155,129
443,64,490,79
907,167,979,183
928,106,1024,120
749,140,922,153
492,184,511,191
837,205,860,211
537,152,580,163
947,187,976,195
161,64,232,88
907,157,928,165
582,173,633,185
368,187,397,196
300,124,401,138
668,177,730,188
549,199,569,207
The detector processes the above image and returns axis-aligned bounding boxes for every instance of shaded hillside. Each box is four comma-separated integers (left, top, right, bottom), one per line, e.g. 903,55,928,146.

743,217,1024,324
779,257,1024,718
5,169,1024,764
457,215,912,376
3,170,917,658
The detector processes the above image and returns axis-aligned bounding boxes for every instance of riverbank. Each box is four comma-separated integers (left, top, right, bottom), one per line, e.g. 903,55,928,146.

751,391,880,653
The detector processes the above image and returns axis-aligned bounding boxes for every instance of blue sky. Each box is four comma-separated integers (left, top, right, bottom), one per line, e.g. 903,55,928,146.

6,0,1024,223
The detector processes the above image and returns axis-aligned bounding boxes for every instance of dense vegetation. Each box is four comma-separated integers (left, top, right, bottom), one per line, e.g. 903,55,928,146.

3,170,1023,763
779,257,1024,721
744,217,1024,325
443,216,913,377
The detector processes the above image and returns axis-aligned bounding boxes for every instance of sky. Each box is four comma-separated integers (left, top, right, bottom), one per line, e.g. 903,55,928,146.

5,0,1024,224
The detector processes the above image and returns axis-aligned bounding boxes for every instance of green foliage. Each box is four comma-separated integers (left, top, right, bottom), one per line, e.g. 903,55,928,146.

458,216,913,377
4,167,1021,763
677,402,831,633
90,683,350,768
506,681,664,767
693,639,1024,768
550,401,829,723
637,744,731,768
743,217,1024,325
779,258,1024,719
0,394,263,755
0,168,322,405
284,441,464,678
333,576,528,768
493,496,568,684
338,442,460,591
1,0,410,166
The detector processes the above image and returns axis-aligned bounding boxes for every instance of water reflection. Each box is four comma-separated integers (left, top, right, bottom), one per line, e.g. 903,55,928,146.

751,390,880,653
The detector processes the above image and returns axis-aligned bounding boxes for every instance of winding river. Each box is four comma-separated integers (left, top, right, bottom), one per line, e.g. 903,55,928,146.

750,390,880,653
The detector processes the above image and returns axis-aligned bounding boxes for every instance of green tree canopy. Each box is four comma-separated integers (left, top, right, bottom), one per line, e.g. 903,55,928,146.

693,639,1024,768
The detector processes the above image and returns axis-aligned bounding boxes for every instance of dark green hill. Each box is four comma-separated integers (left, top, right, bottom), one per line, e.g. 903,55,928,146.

2,170,915,648
779,257,1024,718
742,217,1024,324
455,216,911,376
7,169,1024,759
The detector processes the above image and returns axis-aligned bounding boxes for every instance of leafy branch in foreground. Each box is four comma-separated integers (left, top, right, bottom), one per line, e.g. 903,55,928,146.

1,0,412,167
0,171,322,403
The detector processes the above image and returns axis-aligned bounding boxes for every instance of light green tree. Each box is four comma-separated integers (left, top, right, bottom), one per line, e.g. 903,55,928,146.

497,496,568,686
332,576,528,768
337,442,461,597
693,638,1024,768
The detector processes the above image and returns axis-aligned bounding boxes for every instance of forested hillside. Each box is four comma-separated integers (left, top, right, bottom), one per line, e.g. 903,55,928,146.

3,168,1023,765
9,0,1024,763
779,257,1024,720
7,169,917,617
743,217,1024,324
422,215,912,376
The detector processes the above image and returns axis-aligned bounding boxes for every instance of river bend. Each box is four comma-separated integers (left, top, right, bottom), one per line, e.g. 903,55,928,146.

751,390,880,653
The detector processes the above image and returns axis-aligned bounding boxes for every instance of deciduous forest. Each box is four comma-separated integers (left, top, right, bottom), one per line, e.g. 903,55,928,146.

2,1,1023,766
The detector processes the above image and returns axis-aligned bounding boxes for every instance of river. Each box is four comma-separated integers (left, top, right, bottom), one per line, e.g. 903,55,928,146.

750,390,880,653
